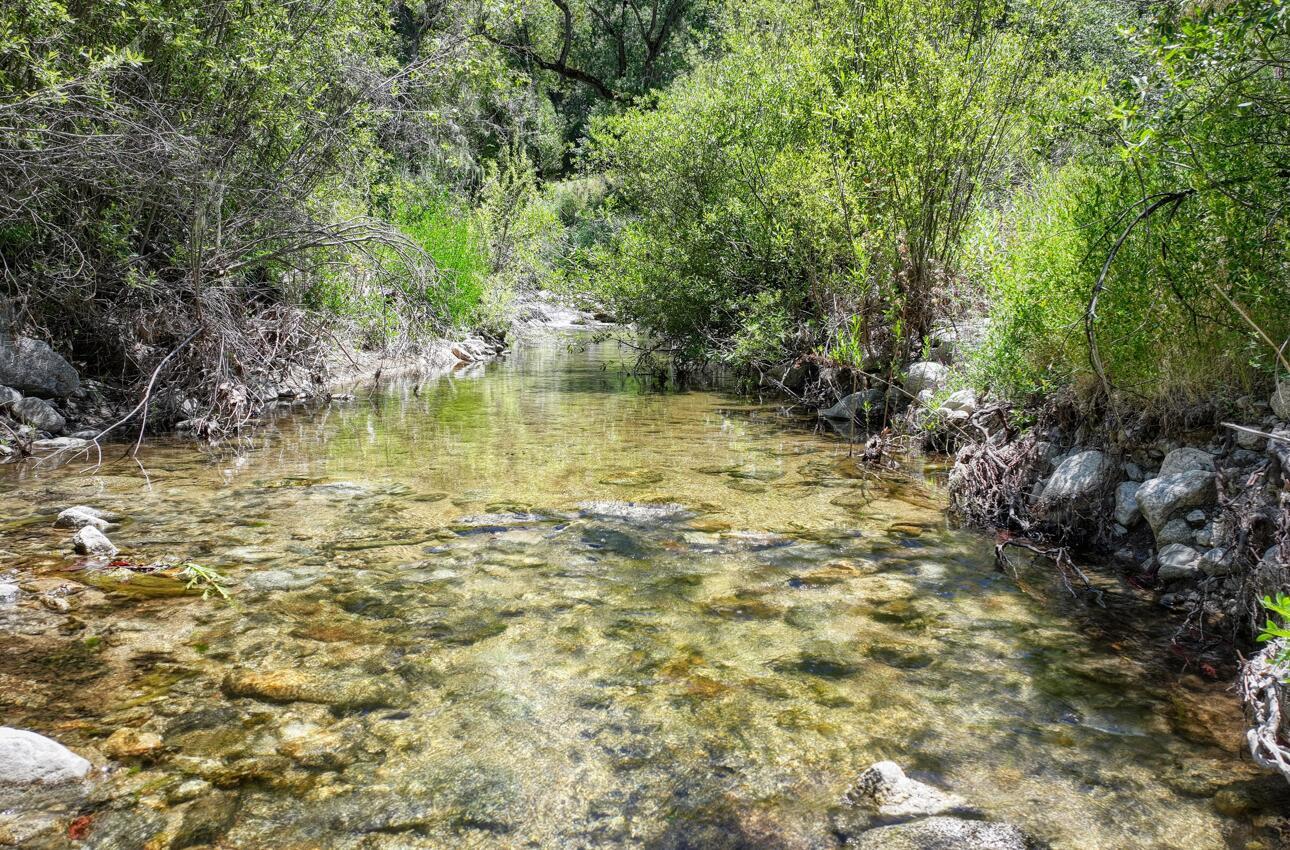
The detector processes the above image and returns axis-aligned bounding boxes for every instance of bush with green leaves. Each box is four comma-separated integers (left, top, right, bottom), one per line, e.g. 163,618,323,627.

570,0,1069,373
969,0,1290,405
1258,593,1290,669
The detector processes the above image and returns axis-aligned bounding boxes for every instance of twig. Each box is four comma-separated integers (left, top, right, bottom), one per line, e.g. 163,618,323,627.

87,328,201,465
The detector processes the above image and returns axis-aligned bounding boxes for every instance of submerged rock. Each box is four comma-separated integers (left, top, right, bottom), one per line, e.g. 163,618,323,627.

243,568,316,592
103,728,163,760
847,816,1038,849
221,668,407,709
0,727,91,786
821,390,886,421
30,436,88,451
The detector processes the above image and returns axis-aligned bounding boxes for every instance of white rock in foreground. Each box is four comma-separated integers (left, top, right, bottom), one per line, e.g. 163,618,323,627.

0,727,91,786
72,525,118,557
848,761,967,820
848,816,1034,850
55,506,112,532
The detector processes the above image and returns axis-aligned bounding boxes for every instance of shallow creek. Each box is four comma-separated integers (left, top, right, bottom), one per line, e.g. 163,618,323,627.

0,335,1275,849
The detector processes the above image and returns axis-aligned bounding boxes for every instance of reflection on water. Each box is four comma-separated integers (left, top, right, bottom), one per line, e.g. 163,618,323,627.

0,336,1273,849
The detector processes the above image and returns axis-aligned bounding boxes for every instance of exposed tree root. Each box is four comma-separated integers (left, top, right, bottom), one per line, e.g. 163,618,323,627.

1241,640,1290,784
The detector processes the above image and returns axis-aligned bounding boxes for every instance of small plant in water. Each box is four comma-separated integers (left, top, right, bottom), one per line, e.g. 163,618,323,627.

179,562,231,601
1256,592,1290,668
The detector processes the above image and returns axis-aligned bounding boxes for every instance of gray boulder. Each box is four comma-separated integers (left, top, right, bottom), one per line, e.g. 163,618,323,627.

1135,470,1216,534
847,761,968,820
72,526,118,557
904,362,949,397
0,386,19,407
847,816,1037,850
1041,450,1114,503
31,437,88,452
1200,547,1236,577
0,336,79,398
1269,425,1290,469
10,397,64,433
1271,379,1290,421
1158,447,1215,476
0,727,91,785
1156,518,1195,546
939,389,977,415
1157,543,1201,581
55,507,114,532
1113,481,1141,527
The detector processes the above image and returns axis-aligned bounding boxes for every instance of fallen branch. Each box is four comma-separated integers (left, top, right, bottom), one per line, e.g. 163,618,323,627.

995,535,1106,607
87,328,201,464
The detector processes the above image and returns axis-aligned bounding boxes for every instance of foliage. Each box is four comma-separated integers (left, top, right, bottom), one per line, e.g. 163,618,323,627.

475,0,713,143
179,562,232,601
1257,593,1290,668
970,0,1290,403
571,0,1064,372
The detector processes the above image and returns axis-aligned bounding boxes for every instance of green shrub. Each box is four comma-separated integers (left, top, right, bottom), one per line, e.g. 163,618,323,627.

390,186,490,327
570,0,1061,372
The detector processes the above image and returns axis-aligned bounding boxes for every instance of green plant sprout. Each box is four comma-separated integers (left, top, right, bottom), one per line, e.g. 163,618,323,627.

1256,592,1290,666
179,562,232,601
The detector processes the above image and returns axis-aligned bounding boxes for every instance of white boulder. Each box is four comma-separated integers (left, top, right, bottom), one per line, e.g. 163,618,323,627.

0,728,91,786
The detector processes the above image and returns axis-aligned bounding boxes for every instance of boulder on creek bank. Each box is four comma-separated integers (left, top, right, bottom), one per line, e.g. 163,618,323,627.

903,362,949,397
0,727,91,786
1157,543,1202,581
0,335,79,398
10,396,65,433
221,668,408,709
1158,446,1216,476
1039,450,1115,505
1135,469,1216,535
1113,481,1142,527
1271,379,1290,421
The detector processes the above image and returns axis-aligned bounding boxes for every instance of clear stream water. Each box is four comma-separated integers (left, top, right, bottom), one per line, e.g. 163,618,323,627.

0,335,1276,849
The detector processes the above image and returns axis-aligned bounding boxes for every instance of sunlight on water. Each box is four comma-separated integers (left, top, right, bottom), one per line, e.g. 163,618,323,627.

0,335,1270,849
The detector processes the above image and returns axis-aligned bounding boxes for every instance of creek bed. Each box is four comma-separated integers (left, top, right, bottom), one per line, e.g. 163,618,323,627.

0,335,1275,849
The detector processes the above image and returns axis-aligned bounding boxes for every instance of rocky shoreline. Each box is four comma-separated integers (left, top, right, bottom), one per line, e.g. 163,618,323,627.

776,333,1290,787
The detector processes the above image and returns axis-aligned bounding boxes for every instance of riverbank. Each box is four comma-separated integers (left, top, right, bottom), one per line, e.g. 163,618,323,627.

0,293,608,465
774,341,1290,786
